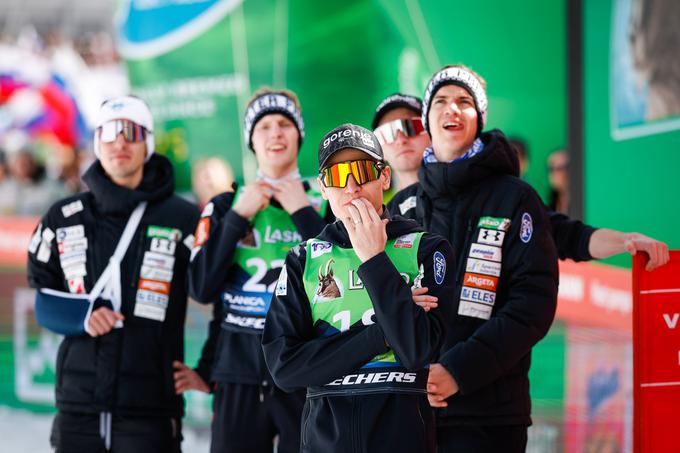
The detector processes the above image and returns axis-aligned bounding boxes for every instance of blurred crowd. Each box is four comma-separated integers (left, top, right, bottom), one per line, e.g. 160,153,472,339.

0,27,127,215
0,28,572,217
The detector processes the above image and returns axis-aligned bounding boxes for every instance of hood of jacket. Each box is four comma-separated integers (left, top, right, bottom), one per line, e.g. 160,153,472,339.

317,212,424,248
418,129,519,200
83,154,175,215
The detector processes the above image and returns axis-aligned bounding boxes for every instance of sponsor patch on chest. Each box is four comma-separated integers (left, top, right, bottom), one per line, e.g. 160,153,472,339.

477,228,505,246
465,258,501,277
468,243,502,262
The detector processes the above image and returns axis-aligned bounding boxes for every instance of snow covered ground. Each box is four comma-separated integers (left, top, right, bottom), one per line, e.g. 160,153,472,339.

0,406,210,452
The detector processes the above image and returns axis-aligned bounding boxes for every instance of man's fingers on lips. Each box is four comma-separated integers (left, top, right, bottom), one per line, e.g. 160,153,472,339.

352,198,372,222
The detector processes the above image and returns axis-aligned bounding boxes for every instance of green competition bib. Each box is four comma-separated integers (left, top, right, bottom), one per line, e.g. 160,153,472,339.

302,232,429,397
221,185,327,332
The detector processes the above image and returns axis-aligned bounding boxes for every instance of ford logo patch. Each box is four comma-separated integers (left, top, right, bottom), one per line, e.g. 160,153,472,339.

520,213,533,243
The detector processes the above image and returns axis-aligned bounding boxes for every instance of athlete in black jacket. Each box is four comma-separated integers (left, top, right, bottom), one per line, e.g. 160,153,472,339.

182,88,332,453
373,93,669,270
263,124,454,453
388,65,559,452
27,96,199,452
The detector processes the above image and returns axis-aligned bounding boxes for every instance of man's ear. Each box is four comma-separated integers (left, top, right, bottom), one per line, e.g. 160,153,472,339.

381,165,392,191
318,177,329,200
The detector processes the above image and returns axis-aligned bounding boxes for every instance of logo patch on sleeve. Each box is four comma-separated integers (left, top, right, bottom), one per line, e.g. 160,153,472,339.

275,265,288,296
433,251,446,285
201,202,214,218
194,217,210,247
28,223,42,254
398,196,417,215
37,227,55,263
183,234,195,250
520,213,533,243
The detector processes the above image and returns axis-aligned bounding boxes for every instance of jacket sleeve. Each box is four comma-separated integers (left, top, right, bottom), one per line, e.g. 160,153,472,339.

290,205,329,241
194,300,222,386
357,234,453,370
548,209,596,261
188,192,249,303
262,245,390,392
27,208,90,335
440,190,559,395
27,211,67,292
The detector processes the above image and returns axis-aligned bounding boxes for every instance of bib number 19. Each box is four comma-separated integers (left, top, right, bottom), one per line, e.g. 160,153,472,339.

332,308,375,332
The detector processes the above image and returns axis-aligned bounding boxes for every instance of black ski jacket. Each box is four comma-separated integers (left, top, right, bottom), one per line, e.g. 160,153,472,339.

27,155,199,417
388,130,559,426
262,217,455,452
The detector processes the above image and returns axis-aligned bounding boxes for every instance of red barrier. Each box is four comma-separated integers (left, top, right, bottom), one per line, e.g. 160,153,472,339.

0,217,39,269
557,259,631,331
633,251,680,453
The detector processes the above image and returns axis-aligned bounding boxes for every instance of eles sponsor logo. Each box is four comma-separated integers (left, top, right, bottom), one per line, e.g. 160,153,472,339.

136,289,169,307
326,371,417,386
463,273,498,291
460,286,496,306
465,258,501,277
468,243,502,262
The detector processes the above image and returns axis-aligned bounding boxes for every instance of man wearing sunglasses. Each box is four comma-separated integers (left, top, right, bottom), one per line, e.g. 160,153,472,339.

27,95,200,452
183,88,333,453
262,123,455,452
372,93,428,197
